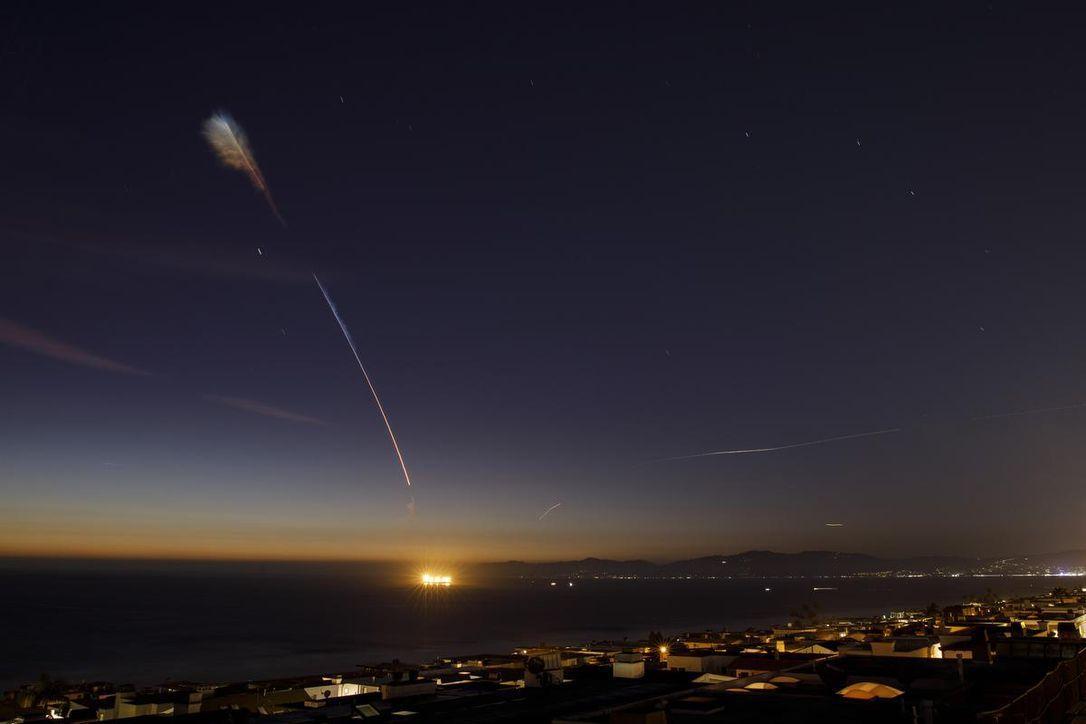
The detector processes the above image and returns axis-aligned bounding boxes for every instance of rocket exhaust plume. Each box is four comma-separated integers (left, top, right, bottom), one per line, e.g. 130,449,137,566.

202,112,285,226
658,428,900,461
313,274,412,488
538,502,562,520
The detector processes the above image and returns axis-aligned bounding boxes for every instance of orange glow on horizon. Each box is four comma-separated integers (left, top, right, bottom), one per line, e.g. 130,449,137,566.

0,504,756,563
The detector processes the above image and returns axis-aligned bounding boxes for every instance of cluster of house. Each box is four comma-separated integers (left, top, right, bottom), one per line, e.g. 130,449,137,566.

665,585,1086,674
5,587,1086,723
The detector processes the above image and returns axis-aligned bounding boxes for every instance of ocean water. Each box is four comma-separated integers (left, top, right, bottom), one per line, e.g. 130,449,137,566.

0,560,1076,689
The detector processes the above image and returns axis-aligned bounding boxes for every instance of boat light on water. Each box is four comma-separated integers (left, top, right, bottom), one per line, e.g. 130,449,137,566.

421,573,453,587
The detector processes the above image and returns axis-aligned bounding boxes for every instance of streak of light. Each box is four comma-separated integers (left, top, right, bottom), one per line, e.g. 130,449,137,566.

313,273,412,488
657,428,901,462
825,522,845,527
971,402,1086,421
538,502,562,520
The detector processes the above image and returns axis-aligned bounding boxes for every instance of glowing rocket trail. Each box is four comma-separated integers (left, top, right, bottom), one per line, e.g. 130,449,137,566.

313,273,412,488
202,112,285,226
539,502,562,520
971,402,1086,421
658,428,901,462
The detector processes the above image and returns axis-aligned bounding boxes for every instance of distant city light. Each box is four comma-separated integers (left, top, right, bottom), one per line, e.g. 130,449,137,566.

421,573,452,586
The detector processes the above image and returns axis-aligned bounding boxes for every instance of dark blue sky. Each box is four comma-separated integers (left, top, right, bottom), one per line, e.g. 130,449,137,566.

3,1,1086,560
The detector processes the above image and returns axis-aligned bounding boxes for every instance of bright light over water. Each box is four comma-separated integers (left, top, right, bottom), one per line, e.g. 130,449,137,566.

420,573,452,586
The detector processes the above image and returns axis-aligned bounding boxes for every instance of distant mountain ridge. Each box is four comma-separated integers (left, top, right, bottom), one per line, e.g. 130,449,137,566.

475,549,1086,578
659,550,978,577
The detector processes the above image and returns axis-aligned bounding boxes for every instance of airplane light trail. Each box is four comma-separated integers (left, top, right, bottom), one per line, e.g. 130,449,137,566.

971,402,1086,421
313,273,412,488
655,399,1086,468
539,502,562,520
658,428,901,462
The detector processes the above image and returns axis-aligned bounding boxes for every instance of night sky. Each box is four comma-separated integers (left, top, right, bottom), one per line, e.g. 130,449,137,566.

4,2,1086,562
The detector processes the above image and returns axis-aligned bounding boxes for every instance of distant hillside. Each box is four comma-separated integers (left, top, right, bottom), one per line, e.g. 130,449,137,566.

472,549,1085,578
978,550,1086,574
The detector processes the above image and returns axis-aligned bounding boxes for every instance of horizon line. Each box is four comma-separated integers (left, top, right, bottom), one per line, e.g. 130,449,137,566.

0,547,1044,567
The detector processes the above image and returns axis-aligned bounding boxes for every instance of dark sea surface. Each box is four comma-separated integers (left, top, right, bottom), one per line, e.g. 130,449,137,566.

1,560,1078,689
